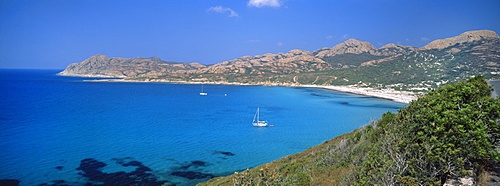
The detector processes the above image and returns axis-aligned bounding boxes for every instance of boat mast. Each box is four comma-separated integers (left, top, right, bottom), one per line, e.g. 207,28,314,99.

253,107,260,123
199,84,208,95
256,107,260,122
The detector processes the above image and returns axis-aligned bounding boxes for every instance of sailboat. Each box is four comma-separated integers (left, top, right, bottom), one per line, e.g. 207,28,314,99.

199,84,208,95
252,107,268,127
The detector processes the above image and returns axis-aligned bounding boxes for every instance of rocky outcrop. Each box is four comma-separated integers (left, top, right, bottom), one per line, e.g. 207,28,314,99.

315,39,377,58
58,54,206,78
421,30,499,50
315,40,416,58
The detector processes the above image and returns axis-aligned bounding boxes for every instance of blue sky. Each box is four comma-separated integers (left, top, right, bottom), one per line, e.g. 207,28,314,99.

0,0,499,69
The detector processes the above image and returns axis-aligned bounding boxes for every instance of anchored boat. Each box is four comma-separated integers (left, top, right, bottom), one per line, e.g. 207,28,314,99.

252,107,268,127
199,84,207,95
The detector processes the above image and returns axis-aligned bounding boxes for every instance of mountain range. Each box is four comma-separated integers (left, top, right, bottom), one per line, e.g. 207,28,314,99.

59,30,500,90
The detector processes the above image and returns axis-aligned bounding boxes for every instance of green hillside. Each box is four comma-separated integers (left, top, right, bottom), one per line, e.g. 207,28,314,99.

273,38,500,91
199,76,500,185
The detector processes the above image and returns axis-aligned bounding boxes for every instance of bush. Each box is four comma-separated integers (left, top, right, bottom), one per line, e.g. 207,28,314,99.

356,76,500,185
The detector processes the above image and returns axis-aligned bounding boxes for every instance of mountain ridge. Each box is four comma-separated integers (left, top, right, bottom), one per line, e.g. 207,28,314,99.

422,29,499,50
59,30,500,90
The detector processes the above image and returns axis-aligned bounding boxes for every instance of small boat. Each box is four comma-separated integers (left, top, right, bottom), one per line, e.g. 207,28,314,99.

199,84,208,95
252,107,268,127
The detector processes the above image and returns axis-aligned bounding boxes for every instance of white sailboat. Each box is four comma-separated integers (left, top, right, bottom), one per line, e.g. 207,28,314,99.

199,84,208,95
252,107,268,127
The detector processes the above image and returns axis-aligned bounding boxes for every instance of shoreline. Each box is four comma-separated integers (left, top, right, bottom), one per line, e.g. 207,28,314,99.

302,85,418,104
82,78,419,104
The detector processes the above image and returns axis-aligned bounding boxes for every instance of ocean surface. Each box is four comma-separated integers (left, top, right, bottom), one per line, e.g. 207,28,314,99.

488,80,500,98
0,69,405,185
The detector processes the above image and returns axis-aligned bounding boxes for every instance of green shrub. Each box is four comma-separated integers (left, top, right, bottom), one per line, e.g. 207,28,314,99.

354,76,500,185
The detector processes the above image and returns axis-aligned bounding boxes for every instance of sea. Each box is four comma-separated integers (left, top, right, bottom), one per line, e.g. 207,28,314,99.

0,69,405,186
488,80,500,98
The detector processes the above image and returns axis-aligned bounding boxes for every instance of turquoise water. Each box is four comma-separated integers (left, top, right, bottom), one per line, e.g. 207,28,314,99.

0,69,405,185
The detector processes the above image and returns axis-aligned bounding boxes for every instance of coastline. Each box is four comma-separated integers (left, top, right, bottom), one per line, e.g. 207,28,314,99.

81,77,419,104
302,85,418,104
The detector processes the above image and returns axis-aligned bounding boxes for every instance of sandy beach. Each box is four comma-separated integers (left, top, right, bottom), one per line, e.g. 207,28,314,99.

303,85,419,104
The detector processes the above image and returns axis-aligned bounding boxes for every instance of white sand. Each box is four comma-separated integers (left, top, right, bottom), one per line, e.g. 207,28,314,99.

303,85,419,104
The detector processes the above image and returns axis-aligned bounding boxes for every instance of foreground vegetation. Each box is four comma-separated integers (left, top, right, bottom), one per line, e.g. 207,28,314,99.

199,76,499,185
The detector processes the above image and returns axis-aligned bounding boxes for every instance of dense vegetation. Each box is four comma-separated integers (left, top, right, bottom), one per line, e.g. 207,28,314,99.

355,76,499,185
199,77,499,185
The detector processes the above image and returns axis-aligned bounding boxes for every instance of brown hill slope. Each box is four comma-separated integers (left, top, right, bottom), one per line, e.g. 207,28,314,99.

58,54,206,77
59,30,500,89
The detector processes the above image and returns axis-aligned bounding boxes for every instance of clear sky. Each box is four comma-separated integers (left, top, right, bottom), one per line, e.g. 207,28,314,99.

0,0,499,69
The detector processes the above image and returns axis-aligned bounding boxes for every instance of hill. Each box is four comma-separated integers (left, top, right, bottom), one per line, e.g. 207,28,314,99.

58,54,206,78
199,77,500,185
59,30,500,91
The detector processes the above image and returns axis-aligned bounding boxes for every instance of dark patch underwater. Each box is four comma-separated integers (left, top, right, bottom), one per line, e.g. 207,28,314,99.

39,158,173,186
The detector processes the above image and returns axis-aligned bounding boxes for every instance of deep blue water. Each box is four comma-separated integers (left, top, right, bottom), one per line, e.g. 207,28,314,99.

0,69,405,185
